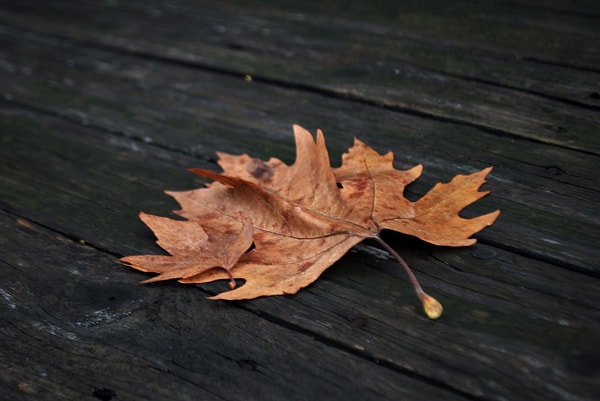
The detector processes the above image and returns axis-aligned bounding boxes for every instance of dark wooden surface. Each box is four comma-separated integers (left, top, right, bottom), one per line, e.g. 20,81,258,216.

1,1,599,400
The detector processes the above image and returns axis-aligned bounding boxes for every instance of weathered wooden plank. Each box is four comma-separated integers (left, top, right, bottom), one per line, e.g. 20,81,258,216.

0,28,597,274
0,3,599,400
2,210,475,401
0,0,598,153
1,104,598,400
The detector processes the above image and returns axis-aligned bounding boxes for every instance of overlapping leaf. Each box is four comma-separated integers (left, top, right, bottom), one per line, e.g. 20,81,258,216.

121,125,499,318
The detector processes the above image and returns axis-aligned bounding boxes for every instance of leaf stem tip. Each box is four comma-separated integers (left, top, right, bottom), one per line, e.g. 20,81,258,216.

420,293,443,320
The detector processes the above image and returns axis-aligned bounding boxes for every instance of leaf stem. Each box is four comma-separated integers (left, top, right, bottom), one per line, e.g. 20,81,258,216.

373,236,443,319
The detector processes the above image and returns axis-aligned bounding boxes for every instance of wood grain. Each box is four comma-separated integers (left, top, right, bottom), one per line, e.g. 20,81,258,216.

0,1,598,400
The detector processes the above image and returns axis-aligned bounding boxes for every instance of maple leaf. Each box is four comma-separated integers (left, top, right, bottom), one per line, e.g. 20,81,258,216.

121,125,500,319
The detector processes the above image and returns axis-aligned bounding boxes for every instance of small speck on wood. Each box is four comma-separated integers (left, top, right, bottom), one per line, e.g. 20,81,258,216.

92,387,117,401
349,316,368,328
236,359,259,371
545,166,565,176
470,246,497,260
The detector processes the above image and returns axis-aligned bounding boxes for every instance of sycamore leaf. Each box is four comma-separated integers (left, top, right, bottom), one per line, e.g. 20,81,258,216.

121,125,500,319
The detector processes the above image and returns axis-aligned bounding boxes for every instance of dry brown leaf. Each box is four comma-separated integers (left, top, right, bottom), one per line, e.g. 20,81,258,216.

121,125,500,318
